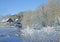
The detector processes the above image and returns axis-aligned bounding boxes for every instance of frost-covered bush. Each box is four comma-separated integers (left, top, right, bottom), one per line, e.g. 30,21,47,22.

20,26,57,42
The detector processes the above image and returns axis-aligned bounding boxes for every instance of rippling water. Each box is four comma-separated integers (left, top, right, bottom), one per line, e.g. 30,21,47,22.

0,27,22,42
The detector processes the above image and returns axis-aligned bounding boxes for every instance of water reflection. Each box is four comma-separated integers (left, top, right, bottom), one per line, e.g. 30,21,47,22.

0,27,22,42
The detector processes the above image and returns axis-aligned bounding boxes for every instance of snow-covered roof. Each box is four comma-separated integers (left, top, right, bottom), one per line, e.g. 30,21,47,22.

14,18,21,24
1,18,9,23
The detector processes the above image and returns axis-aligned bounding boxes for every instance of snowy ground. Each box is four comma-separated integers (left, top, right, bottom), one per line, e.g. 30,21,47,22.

0,26,60,42
21,26,58,42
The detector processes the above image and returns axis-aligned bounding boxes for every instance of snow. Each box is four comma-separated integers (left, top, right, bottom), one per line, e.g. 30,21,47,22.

0,26,59,42
21,26,58,42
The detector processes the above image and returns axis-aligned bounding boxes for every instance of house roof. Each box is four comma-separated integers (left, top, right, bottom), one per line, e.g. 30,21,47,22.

7,18,13,22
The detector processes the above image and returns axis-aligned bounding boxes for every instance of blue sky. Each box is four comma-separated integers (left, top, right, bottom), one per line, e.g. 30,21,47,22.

0,0,47,16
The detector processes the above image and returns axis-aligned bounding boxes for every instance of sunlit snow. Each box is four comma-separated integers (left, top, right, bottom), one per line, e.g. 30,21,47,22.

20,26,58,42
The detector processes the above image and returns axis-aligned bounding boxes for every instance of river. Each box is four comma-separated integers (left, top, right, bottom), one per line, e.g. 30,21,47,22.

0,27,22,42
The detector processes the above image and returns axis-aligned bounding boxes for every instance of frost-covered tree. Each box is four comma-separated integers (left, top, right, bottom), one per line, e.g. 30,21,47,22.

46,0,60,26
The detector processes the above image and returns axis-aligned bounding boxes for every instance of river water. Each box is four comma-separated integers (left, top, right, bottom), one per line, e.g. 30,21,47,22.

0,27,22,42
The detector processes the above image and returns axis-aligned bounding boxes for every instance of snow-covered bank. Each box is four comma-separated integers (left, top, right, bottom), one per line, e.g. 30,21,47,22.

20,26,59,42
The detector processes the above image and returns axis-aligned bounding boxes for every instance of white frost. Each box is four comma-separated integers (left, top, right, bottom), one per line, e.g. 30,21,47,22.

20,26,57,42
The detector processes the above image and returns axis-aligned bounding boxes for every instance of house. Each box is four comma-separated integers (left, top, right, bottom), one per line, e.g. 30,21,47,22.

13,18,22,28
7,18,13,23
7,18,14,26
13,18,22,33
1,18,14,26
